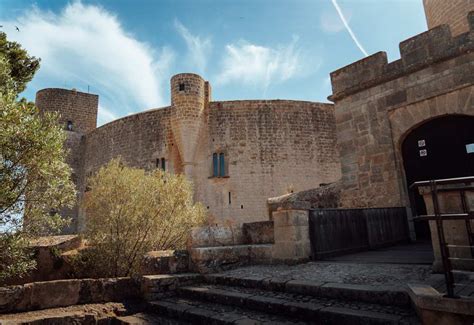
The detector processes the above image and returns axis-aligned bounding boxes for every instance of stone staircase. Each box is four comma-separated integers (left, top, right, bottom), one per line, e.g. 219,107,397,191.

120,274,421,324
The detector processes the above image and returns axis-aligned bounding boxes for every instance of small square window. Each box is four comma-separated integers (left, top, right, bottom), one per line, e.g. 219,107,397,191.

179,83,185,91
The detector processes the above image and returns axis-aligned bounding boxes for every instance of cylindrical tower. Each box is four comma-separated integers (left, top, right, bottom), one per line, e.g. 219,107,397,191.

36,88,98,134
170,73,208,177
35,88,98,233
423,0,474,36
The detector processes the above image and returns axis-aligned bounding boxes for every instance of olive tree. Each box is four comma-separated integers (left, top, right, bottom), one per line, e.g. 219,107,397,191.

0,32,75,282
78,159,206,277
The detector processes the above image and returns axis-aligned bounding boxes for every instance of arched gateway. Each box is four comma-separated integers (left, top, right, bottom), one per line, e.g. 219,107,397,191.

402,115,474,238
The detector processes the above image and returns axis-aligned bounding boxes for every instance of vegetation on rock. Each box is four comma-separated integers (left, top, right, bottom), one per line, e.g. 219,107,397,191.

0,32,75,282
75,159,206,277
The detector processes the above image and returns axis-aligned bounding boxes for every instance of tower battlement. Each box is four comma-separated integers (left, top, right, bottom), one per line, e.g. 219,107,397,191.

329,11,474,101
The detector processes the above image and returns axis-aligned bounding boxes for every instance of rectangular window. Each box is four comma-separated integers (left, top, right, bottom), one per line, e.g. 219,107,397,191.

228,192,231,205
212,153,218,177
161,158,166,171
219,153,225,177
156,158,160,168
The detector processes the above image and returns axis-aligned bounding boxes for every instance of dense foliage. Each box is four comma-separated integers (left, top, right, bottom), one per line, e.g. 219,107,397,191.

0,32,74,282
77,159,206,277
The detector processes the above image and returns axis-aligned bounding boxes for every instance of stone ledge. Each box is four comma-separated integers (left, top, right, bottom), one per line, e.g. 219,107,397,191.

203,274,409,307
0,278,140,314
408,284,474,321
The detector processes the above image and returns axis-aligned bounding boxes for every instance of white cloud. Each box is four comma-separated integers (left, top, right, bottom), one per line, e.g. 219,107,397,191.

216,37,305,94
330,0,368,57
4,1,174,124
98,104,117,125
174,19,212,74
320,8,352,33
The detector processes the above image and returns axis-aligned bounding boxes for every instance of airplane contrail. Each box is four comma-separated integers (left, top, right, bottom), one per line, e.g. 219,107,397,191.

331,0,368,57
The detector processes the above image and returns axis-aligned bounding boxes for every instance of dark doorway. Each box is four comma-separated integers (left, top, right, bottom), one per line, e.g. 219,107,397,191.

402,115,474,240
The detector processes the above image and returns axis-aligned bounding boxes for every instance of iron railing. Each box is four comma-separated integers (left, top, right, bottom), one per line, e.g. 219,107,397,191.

410,176,474,298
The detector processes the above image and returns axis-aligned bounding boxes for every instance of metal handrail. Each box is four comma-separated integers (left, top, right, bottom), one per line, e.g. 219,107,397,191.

410,176,474,298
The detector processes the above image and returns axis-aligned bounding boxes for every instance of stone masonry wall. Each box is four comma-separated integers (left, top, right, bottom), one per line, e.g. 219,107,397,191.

329,14,474,209
36,88,98,134
423,0,474,36
193,100,340,223
78,99,340,227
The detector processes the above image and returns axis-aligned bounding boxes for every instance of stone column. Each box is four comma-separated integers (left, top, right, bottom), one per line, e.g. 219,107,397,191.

272,209,311,263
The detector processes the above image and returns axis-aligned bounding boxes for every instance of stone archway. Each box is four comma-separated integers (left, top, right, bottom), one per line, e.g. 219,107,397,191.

388,86,473,238
401,115,474,239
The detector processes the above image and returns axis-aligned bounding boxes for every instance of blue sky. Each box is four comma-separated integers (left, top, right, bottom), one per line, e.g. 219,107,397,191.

0,0,427,125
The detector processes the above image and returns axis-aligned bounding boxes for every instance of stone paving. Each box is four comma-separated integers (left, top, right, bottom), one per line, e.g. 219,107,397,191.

220,262,437,289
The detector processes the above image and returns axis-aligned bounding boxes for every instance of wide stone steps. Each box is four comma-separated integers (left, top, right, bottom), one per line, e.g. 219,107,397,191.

171,284,419,324
148,297,305,324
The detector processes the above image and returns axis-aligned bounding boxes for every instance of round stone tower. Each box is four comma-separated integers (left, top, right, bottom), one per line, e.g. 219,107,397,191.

35,88,98,233
170,73,210,177
423,0,474,36
35,88,98,134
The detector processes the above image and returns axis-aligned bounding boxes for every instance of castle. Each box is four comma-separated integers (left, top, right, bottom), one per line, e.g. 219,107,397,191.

36,0,473,235
36,75,341,232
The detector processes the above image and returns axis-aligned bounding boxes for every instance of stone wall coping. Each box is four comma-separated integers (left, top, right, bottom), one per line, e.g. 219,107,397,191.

408,283,474,316
36,87,99,98
329,11,474,101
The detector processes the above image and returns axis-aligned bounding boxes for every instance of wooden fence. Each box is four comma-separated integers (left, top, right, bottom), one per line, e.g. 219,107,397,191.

308,207,410,259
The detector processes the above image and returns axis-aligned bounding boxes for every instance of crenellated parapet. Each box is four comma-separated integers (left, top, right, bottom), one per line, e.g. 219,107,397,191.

329,11,474,101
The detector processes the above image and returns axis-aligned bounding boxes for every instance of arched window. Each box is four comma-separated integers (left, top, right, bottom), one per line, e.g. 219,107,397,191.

66,120,73,131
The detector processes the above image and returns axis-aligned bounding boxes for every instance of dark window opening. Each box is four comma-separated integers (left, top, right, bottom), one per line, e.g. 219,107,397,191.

161,158,166,171
228,192,231,205
219,153,225,177
179,83,185,91
156,158,160,168
212,153,218,177
241,205,244,209
66,120,73,131
212,152,226,177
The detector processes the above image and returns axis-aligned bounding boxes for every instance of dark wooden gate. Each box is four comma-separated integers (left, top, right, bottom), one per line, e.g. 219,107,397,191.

309,207,410,259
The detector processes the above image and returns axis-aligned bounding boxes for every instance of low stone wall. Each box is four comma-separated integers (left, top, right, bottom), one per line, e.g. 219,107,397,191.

268,182,341,214
4,236,82,286
141,250,189,275
0,278,140,314
408,284,474,324
272,210,312,263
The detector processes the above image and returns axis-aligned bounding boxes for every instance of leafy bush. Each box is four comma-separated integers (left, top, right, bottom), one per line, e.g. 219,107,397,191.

77,159,206,277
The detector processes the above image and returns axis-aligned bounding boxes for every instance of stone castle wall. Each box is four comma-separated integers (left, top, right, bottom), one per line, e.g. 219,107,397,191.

79,99,339,228
423,0,474,36
329,12,474,209
35,76,340,231
193,100,340,223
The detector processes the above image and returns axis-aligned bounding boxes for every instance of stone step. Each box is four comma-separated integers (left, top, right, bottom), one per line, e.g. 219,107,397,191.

148,297,307,324
115,312,190,324
203,274,411,307
178,285,420,324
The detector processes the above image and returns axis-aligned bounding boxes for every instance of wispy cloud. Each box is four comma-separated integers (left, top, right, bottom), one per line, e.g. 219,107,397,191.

4,1,174,124
174,19,212,74
320,8,352,33
216,37,308,95
330,0,368,57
